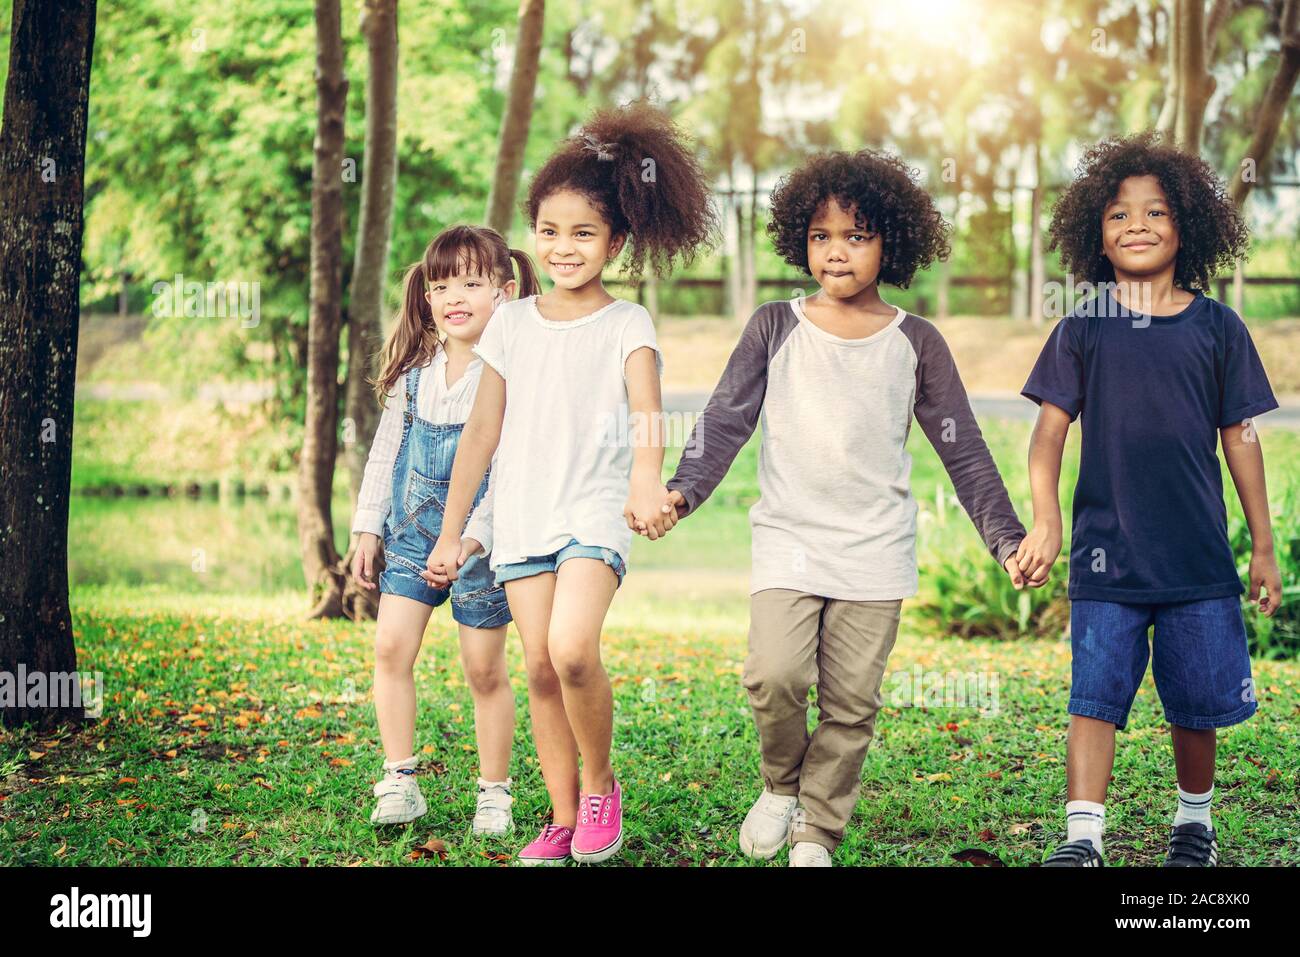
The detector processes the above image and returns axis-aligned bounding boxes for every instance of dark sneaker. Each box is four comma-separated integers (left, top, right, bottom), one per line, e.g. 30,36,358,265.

1043,839,1104,867
1163,822,1218,867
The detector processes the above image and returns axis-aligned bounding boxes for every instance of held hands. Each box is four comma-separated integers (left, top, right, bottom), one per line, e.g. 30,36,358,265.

624,482,680,541
1247,549,1283,618
421,534,482,588
1012,524,1062,589
351,533,382,590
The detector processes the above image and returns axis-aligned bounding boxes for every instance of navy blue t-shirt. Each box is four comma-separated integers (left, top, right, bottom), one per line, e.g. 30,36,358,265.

1022,291,1277,603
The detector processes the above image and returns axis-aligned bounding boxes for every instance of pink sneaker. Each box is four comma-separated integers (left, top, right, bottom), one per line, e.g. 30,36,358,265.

571,778,623,863
517,824,573,867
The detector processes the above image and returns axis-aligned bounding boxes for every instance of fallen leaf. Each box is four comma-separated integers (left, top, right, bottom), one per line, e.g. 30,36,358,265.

411,837,448,861
951,847,1004,867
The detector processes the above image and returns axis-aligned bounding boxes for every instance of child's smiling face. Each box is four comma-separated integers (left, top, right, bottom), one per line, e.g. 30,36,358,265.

425,266,510,345
806,198,883,297
534,189,625,292
1101,174,1180,281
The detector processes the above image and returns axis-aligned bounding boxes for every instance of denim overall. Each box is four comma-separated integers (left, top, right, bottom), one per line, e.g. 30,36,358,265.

378,362,511,628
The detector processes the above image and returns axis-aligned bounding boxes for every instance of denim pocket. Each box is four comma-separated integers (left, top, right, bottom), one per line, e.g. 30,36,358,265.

403,467,447,543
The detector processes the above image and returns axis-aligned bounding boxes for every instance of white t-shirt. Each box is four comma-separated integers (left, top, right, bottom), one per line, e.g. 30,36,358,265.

472,295,662,569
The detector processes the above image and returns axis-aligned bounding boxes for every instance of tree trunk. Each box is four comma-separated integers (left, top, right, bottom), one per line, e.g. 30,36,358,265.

485,0,545,235
1232,260,1245,315
1029,142,1046,326
1174,0,1215,152
299,0,349,619
0,0,97,731
342,0,398,623
1229,0,1300,207
1156,0,1182,134
724,181,742,320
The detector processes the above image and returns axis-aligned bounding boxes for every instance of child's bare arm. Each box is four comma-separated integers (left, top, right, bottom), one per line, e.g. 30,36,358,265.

1222,420,1282,617
624,346,671,540
1018,402,1071,587
424,368,505,584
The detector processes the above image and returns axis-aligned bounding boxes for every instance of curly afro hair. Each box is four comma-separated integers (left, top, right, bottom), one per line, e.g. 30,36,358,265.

524,101,719,278
1048,131,1249,289
766,150,951,289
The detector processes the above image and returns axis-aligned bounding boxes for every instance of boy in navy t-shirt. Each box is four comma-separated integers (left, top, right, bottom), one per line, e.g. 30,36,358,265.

1016,132,1283,867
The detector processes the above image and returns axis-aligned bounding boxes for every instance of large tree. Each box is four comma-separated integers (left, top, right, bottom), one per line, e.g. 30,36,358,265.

0,0,98,729
1229,0,1300,206
299,0,350,619
344,0,399,510
485,0,545,235
341,0,400,621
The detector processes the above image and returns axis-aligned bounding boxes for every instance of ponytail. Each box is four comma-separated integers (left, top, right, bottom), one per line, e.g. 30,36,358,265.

524,100,719,277
510,248,541,298
372,262,440,405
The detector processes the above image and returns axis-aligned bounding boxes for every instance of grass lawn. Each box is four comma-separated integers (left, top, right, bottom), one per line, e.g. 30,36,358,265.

1,585,1296,867
11,418,1300,866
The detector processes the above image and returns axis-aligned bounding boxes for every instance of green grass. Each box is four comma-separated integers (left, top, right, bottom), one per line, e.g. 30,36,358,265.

1,587,1296,866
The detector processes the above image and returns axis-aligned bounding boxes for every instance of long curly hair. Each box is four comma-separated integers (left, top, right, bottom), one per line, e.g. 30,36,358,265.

1048,131,1249,289
524,100,719,277
766,149,951,289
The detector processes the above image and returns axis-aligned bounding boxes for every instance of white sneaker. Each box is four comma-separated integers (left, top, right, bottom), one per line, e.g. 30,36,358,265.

738,789,800,859
789,841,832,867
472,777,514,836
369,771,427,825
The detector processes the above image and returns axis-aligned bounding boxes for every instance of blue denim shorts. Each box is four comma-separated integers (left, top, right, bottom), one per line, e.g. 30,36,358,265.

1069,596,1256,731
493,538,626,588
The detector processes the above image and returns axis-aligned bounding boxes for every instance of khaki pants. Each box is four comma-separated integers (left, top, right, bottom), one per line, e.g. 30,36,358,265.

743,588,903,852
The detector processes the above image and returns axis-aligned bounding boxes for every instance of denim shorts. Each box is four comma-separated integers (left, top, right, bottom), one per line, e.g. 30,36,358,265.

1069,596,1256,731
493,538,627,588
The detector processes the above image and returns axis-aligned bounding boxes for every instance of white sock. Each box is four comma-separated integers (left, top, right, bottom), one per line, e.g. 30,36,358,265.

1174,785,1213,828
1066,799,1105,853
383,755,418,776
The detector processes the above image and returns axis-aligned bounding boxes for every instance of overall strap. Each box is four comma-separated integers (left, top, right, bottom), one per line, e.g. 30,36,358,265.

404,362,422,424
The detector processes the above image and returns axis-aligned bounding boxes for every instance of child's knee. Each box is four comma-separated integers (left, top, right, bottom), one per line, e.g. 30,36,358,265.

742,653,811,705
525,658,563,695
549,643,600,686
374,626,415,671
463,657,508,696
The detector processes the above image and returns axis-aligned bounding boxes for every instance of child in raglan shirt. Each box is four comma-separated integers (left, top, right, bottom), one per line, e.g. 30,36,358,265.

650,150,1029,866
1017,133,1282,867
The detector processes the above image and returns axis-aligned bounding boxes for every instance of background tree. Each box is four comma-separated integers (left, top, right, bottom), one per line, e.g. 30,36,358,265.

299,0,349,619
0,0,98,729
485,0,544,235
341,0,399,621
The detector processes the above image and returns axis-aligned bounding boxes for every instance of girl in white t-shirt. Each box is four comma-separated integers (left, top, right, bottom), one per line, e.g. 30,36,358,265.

424,102,717,864
350,225,538,834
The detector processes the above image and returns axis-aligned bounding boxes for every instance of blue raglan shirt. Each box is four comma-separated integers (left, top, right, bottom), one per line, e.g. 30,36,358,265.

1022,290,1277,603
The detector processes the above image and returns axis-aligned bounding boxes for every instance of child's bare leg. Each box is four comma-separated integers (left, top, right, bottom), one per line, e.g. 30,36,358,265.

373,593,434,761
1170,725,1215,793
1065,714,1117,803
505,574,580,827
547,558,619,795
458,623,514,781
